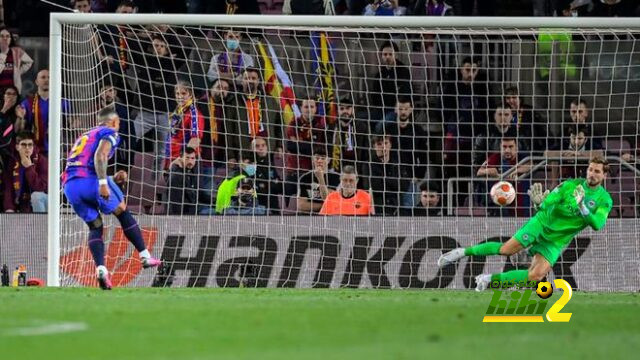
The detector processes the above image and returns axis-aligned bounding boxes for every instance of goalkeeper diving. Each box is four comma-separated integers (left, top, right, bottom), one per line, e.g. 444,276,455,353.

438,155,613,291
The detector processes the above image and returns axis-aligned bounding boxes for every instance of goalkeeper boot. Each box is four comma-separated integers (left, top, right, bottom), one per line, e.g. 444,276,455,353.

475,274,491,292
141,257,162,269
437,248,466,268
96,266,112,291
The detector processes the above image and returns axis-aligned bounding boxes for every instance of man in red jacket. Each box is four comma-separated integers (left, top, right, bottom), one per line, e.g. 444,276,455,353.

3,131,47,213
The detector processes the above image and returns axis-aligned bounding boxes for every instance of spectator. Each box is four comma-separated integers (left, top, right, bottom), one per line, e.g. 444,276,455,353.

369,41,412,124
3,132,47,213
320,165,373,215
249,137,283,214
504,86,548,154
473,103,520,167
441,56,489,205
361,134,406,215
0,86,20,173
17,70,70,156
137,24,193,66
200,78,236,176
165,80,205,168
0,85,20,130
100,84,133,172
210,0,262,14
207,29,255,86
284,96,327,198
328,95,368,173
477,138,531,217
132,35,184,162
215,165,256,214
94,1,140,104
565,98,602,149
0,27,34,94
363,0,408,15
382,96,429,208
165,147,213,215
558,125,604,180
401,181,443,216
296,147,341,214
228,67,282,164
73,0,92,13
224,177,267,215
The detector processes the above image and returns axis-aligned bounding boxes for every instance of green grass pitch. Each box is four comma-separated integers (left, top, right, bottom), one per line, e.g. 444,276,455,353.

1,288,639,360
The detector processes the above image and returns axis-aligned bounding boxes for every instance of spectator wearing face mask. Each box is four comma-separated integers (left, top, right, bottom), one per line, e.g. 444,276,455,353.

224,177,267,215
207,29,255,88
214,161,265,215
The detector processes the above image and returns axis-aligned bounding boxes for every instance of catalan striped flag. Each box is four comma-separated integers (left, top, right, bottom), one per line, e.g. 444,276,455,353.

257,41,300,125
311,32,338,125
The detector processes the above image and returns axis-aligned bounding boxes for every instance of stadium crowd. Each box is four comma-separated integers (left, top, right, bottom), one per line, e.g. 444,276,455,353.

0,0,638,217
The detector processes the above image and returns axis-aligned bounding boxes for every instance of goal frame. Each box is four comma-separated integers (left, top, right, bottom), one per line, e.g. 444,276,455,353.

47,13,640,286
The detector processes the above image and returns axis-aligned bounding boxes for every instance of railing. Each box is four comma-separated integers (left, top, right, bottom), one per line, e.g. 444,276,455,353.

446,154,640,216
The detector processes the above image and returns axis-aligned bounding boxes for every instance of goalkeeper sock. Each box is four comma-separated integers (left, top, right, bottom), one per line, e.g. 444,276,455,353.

88,226,105,267
491,270,530,284
116,210,147,253
464,242,502,256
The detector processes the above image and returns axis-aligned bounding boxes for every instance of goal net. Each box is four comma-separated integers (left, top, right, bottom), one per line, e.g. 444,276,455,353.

48,14,640,291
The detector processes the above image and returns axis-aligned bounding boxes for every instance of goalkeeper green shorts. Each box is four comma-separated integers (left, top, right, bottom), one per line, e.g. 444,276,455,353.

513,216,568,267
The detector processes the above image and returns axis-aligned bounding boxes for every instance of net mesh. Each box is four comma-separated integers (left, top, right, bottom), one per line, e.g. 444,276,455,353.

55,20,640,289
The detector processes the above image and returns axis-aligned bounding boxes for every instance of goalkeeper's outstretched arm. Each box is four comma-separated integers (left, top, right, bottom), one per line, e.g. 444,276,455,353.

528,182,559,211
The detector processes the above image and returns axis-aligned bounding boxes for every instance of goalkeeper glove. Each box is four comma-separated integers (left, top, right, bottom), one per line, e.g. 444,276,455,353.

527,183,549,210
573,185,590,215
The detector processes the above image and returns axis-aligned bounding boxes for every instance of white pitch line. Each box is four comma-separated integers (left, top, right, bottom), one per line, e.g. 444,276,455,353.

6,322,89,336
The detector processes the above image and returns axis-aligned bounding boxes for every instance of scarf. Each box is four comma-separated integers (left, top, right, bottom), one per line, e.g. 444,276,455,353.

169,97,195,131
118,27,128,70
217,51,244,78
12,160,26,204
245,96,263,138
32,95,40,143
167,98,196,158
208,98,219,144
331,122,354,171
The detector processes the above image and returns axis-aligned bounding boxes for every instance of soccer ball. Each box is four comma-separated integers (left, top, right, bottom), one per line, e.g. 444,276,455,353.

490,181,516,206
536,281,553,299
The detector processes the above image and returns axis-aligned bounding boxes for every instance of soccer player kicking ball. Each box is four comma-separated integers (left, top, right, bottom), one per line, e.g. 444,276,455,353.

438,156,612,291
62,108,161,290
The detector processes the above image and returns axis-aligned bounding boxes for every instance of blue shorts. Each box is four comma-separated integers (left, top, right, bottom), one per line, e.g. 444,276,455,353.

64,177,124,223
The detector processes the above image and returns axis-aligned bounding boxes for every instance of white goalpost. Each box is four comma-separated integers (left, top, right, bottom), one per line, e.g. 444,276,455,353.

48,14,640,290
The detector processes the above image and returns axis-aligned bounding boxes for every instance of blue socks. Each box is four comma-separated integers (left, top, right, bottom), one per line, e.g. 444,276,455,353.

88,226,105,266
116,210,146,253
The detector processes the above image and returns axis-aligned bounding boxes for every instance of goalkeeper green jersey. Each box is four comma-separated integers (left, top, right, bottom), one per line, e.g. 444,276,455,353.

536,178,612,239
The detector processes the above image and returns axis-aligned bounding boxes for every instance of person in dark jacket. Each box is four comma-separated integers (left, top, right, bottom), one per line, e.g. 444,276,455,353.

165,147,213,215
369,41,412,124
401,181,443,216
504,86,549,155
361,134,407,215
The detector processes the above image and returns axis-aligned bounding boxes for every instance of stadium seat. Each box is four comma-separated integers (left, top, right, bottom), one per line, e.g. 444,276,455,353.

127,153,163,215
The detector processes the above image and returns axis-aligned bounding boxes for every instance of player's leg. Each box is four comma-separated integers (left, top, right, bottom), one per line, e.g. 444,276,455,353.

100,177,161,268
526,253,552,282
64,181,112,290
112,203,162,268
438,215,541,267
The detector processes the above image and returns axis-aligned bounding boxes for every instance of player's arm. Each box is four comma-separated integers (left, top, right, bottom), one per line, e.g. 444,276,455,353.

578,196,612,231
95,139,112,198
538,181,568,210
